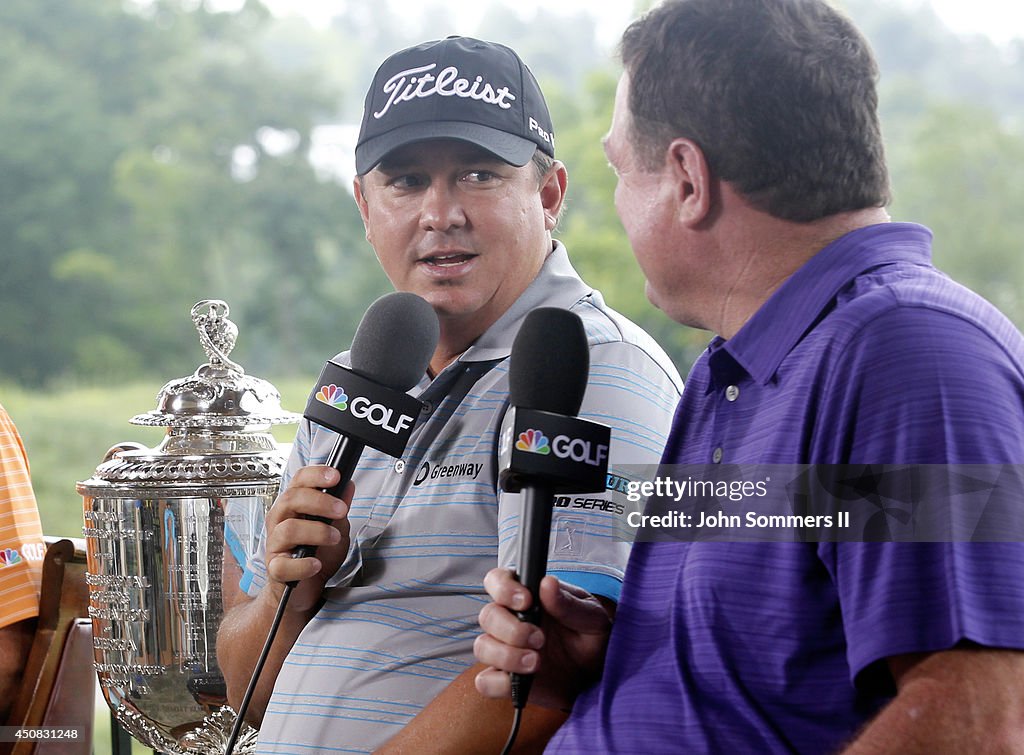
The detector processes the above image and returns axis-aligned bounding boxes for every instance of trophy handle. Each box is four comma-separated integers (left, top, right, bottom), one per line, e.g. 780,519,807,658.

101,442,149,463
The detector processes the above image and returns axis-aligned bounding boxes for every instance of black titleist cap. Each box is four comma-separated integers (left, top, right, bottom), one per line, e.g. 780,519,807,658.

355,36,556,175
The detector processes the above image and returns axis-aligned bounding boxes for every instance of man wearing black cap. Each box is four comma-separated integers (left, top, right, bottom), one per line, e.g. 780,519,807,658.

217,36,682,753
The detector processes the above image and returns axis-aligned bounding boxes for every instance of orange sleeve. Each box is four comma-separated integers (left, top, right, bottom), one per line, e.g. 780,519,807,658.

0,403,45,628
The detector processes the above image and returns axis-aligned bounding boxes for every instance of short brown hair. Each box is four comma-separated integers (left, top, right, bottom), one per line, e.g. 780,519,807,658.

620,0,891,221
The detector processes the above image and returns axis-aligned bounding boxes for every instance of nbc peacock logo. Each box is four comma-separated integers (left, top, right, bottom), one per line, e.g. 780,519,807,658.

515,429,550,455
316,384,348,411
0,548,23,568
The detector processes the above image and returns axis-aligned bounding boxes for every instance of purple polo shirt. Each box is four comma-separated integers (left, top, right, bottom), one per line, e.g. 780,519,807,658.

551,223,1024,753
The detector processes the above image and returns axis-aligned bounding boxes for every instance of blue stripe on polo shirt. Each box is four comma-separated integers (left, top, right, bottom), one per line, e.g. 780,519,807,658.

282,651,467,682
549,570,623,603
289,644,470,673
258,740,374,753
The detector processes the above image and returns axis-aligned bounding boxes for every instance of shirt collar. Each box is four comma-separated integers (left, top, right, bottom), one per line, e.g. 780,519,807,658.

457,240,592,363
710,222,934,387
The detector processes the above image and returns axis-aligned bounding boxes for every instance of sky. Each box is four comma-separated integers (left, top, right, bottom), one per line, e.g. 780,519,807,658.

250,0,1023,185
257,0,1024,48
925,0,1024,45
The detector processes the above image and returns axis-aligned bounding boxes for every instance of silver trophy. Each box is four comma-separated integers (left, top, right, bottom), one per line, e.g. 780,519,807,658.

78,300,300,754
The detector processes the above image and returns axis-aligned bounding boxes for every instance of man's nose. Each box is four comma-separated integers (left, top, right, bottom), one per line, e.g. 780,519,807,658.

419,182,467,232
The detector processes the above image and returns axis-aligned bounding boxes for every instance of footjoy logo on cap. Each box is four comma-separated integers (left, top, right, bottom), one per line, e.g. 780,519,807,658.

374,63,517,120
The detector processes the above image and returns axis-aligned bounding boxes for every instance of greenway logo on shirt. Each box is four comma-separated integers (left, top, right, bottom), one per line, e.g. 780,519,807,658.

413,460,486,487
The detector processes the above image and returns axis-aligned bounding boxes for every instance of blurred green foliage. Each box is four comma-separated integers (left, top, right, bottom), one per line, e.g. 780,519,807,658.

1,0,1022,534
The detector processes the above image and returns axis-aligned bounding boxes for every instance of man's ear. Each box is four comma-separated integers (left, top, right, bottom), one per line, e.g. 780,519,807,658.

667,138,712,227
352,175,372,241
539,160,568,231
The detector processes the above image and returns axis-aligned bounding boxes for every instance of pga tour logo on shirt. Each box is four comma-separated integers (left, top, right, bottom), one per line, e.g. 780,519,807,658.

316,382,414,435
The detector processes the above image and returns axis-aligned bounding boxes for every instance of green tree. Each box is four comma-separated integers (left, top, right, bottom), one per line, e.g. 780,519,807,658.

0,0,374,386
888,100,1024,322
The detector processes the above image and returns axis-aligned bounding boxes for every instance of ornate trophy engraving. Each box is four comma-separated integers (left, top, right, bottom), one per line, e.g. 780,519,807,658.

78,301,299,754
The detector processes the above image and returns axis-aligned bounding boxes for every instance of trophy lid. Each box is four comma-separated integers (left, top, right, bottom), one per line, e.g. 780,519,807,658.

130,300,301,429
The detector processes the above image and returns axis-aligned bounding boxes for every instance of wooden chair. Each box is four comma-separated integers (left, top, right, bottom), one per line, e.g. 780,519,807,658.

3,537,93,755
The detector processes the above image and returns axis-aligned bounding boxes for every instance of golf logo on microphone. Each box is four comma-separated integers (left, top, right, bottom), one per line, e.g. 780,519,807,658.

316,381,415,434
516,427,610,468
516,429,550,454
316,384,348,410
499,408,611,494
306,361,424,458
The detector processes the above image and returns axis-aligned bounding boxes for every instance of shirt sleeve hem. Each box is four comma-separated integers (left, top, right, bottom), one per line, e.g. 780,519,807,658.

548,570,622,603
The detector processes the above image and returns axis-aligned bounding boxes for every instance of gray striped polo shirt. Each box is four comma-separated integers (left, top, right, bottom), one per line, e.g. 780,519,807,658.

243,243,683,754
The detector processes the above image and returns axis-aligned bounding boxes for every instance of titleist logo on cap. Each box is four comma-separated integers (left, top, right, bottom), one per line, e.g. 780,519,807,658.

354,36,555,174
373,63,517,120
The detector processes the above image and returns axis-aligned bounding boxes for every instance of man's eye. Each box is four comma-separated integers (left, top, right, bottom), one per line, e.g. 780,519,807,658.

388,175,422,189
462,170,497,184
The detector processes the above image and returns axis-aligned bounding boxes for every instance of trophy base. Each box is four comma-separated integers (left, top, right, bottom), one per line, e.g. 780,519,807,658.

115,704,258,755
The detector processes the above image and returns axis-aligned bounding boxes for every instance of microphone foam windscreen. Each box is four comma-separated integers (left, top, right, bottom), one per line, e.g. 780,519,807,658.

509,308,589,416
350,292,440,391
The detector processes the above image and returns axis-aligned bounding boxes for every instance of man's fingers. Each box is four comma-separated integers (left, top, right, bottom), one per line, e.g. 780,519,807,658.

482,567,533,612
473,632,541,676
267,553,322,585
540,575,612,635
268,489,348,527
474,666,513,699
289,464,342,491
478,602,545,650
267,469,351,527
269,515,344,551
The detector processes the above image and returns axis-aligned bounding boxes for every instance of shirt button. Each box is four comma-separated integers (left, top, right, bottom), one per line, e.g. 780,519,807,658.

725,385,740,402
712,447,724,463
394,459,406,474
421,401,433,415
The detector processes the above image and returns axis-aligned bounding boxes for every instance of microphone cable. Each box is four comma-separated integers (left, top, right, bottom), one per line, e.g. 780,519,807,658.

224,582,294,755
500,705,524,755
499,617,533,755
221,291,439,755
225,435,359,754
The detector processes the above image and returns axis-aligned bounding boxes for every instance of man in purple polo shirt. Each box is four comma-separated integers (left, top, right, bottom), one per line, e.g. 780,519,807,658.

473,0,1024,752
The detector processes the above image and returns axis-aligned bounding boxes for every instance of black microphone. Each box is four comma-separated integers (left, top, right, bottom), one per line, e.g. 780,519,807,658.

225,291,439,755
292,291,440,563
498,308,611,710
